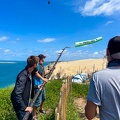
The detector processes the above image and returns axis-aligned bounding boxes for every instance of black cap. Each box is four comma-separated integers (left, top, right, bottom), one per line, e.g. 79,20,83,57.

38,54,46,60
108,36,120,59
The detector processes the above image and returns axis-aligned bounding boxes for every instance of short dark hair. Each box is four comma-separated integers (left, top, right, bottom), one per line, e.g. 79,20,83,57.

27,56,39,67
108,36,120,55
38,54,46,60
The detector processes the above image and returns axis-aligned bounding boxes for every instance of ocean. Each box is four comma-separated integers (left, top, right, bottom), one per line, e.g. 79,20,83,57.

0,61,51,88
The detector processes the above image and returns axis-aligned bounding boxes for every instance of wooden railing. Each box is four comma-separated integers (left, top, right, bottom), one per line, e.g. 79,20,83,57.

55,77,72,120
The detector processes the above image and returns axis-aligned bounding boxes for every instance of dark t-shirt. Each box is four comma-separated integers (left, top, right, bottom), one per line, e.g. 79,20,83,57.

39,64,45,76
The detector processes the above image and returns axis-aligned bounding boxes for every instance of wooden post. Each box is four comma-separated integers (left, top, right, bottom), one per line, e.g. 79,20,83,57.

69,77,72,93
67,77,69,94
58,92,62,119
64,84,67,120
60,85,63,120
55,108,58,120
55,77,72,120
57,113,60,120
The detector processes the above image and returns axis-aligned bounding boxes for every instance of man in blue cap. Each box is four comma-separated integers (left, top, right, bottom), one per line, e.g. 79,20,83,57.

32,54,53,120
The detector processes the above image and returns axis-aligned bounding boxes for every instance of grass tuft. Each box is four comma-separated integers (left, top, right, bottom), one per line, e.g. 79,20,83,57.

0,80,62,120
66,94,81,120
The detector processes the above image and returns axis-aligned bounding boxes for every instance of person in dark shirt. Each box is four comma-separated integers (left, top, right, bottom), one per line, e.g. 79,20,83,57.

11,56,39,120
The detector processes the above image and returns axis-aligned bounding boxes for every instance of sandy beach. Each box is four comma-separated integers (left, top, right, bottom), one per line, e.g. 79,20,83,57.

48,58,107,78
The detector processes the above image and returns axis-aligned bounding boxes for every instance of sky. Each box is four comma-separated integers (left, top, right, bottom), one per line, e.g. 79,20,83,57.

0,0,120,61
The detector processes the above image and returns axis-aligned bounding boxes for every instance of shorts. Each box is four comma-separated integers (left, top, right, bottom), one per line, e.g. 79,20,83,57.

34,88,46,107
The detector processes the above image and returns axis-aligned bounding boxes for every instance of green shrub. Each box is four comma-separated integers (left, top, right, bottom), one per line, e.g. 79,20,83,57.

0,81,89,120
72,83,89,98
44,80,62,109
38,80,62,120
0,87,17,120
66,94,81,120
0,80,62,120
66,83,89,120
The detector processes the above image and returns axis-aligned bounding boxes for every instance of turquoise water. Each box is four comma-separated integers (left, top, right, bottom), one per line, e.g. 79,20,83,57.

0,61,50,88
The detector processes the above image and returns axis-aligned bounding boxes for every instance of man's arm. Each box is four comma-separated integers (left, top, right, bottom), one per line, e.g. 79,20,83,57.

85,74,101,120
85,101,97,120
35,71,48,82
45,70,50,75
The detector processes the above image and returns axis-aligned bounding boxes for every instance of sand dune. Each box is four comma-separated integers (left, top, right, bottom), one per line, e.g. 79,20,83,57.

48,58,107,78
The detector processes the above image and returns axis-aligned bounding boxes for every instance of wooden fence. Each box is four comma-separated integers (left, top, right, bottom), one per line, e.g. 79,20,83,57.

55,77,72,120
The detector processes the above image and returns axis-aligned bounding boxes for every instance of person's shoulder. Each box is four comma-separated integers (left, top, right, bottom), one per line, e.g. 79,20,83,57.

93,68,109,76
91,68,111,83
92,68,110,79
18,68,28,77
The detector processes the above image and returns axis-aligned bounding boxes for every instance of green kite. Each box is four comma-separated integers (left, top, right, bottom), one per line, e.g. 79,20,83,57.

74,37,102,47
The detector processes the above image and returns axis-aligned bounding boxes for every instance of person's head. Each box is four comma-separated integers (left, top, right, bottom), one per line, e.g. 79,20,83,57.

107,36,120,62
27,56,39,69
38,54,46,64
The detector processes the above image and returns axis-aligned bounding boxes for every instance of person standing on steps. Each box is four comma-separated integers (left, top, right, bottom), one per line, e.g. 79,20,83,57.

32,54,54,120
11,56,39,120
85,36,120,120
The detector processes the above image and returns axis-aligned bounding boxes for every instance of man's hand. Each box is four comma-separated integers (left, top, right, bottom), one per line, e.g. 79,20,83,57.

43,78,48,83
38,85,42,89
25,107,33,113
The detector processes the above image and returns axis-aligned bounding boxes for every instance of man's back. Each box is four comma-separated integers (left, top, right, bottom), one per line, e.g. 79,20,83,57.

11,68,32,111
87,67,120,120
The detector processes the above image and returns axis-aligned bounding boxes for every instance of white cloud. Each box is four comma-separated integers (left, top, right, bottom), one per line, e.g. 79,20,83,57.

0,36,9,42
93,51,99,55
60,49,106,60
37,38,56,43
92,50,106,58
55,49,67,53
4,49,10,53
105,21,114,25
76,50,82,53
0,48,2,50
55,50,62,53
99,49,106,56
79,0,120,16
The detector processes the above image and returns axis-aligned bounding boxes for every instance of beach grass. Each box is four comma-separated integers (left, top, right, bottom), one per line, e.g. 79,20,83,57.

0,80,89,120
0,80,62,120
72,83,89,98
66,83,89,120
38,80,62,120
0,87,17,120
66,94,81,120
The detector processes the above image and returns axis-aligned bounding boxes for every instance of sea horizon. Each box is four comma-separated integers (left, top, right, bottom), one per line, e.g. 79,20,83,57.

0,60,51,88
